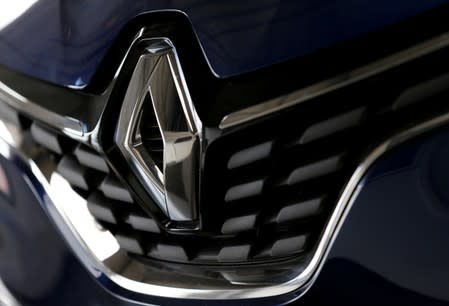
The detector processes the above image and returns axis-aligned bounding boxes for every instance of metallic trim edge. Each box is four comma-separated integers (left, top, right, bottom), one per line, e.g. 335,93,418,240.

0,81,85,138
1,105,449,300
220,31,449,129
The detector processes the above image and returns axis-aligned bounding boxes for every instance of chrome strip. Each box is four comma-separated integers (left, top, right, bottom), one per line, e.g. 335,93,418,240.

220,31,449,129
1,106,449,300
0,81,85,138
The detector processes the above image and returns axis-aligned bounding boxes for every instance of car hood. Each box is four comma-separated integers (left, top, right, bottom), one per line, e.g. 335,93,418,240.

0,0,447,88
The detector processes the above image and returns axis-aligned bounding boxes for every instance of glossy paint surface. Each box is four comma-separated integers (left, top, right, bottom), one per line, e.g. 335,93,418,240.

1,121,449,305
300,127,449,305
0,0,448,88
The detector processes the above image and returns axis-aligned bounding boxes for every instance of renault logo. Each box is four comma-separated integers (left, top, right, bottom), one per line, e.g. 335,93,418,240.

116,39,202,227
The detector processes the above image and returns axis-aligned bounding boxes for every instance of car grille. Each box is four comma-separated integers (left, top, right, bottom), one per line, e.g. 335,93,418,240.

7,42,449,267
23,120,164,255
198,50,449,264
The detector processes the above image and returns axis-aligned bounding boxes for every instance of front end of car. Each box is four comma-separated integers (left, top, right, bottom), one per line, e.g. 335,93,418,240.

1,1,449,305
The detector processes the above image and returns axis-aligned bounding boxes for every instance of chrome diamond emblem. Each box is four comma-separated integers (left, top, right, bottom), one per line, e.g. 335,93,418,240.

116,39,202,223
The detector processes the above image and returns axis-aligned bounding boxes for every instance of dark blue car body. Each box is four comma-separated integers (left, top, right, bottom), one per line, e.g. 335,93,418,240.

1,1,449,305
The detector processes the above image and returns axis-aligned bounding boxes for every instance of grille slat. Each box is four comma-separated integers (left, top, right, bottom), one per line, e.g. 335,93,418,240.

227,141,273,169
31,122,65,154
115,233,145,255
285,154,343,186
87,192,121,224
298,107,366,144
126,212,160,233
221,214,258,235
74,144,109,173
57,156,102,190
275,197,324,224
99,175,134,203
270,235,308,257
217,244,251,262
153,244,189,262
225,179,265,202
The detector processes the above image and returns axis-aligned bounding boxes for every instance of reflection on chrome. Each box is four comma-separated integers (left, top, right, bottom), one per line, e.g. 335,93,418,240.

49,173,120,261
116,39,202,223
0,81,84,139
